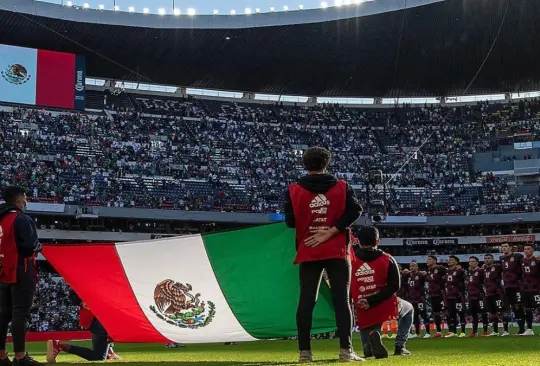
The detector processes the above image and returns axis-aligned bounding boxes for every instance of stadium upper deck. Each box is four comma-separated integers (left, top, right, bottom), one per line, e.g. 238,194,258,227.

0,0,539,97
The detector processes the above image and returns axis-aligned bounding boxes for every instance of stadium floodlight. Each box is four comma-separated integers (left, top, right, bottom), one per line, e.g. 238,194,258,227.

83,3,89,9
344,0,352,4
283,5,289,10
299,4,304,9
335,0,343,6
213,9,219,14
65,1,72,6
187,8,196,15
158,8,166,15
143,7,150,13
230,9,236,15
113,5,120,11
173,8,181,15
255,8,261,13
270,6,275,11
98,4,104,10
128,6,135,13
321,1,328,8
245,8,252,14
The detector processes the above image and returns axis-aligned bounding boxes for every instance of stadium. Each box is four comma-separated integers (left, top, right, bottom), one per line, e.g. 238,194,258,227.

0,0,540,364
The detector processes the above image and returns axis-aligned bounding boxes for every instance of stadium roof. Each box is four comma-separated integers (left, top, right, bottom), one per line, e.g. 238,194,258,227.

0,0,539,97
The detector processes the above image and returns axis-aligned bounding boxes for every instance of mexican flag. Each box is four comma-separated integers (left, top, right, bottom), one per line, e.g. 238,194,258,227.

42,223,337,344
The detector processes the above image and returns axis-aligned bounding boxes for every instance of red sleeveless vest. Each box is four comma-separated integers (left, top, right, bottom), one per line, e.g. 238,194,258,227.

0,211,20,284
289,180,348,264
79,306,95,329
351,252,398,329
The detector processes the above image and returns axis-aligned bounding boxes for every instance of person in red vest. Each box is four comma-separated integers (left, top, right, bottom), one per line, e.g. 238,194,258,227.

46,290,119,363
351,226,412,359
284,147,363,363
0,186,43,366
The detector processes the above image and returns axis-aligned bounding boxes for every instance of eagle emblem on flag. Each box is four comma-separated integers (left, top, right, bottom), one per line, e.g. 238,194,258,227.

149,279,216,329
1,64,31,85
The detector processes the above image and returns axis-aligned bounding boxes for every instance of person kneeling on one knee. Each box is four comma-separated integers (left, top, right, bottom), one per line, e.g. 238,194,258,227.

351,227,413,358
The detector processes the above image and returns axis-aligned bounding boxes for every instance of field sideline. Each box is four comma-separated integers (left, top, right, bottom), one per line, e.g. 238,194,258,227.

20,332,540,366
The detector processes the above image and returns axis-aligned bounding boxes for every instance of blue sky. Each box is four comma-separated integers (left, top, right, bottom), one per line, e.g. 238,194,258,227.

39,0,335,15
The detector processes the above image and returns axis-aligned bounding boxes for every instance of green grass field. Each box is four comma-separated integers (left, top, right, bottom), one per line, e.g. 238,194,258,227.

20,332,540,366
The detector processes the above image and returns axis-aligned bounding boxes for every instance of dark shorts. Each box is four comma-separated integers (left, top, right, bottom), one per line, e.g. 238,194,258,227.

521,291,540,309
485,294,504,313
430,295,444,313
504,287,522,309
468,298,486,315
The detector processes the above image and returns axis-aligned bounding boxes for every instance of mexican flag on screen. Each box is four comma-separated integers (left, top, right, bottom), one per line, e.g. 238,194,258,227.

42,223,337,343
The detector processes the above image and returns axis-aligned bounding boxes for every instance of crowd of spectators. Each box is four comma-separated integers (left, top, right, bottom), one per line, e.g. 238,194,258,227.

1,95,540,215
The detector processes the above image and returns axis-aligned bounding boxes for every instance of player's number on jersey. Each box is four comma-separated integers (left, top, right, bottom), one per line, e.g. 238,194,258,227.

456,302,463,311
534,295,540,303
524,266,531,273
479,301,484,309
417,303,424,311
516,292,522,302
447,275,453,282
504,262,509,269
496,300,502,308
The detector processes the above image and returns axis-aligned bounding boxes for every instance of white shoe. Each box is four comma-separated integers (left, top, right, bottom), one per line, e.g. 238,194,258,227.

423,333,431,339
445,332,457,338
501,331,510,337
488,332,499,337
408,334,418,339
521,329,534,336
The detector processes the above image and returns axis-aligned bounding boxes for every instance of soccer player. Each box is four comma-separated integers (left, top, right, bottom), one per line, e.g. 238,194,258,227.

405,262,429,339
426,256,446,338
500,242,525,335
483,254,504,336
444,256,467,337
467,256,488,337
284,147,363,363
0,187,43,366
519,244,540,336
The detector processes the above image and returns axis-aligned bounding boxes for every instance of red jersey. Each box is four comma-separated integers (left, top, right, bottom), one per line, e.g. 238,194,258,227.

407,271,427,304
467,267,485,300
483,264,502,296
351,253,398,329
521,256,540,293
501,253,523,289
445,267,466,300
427,265,447,297
289,181,348,264
0,211,20,284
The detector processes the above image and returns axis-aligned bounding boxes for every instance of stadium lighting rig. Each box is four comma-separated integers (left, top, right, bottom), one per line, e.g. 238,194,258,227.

213,9,219,14
299,4,304,9
321,2,328,8
335,0,343,6
270,7,275,11
158,8,166,15
230,9,236,15
256,8,261,13
128,6,135,13
173,8,181,15
245,8,252,14
283,5,289,10
98,4,104,10
82,3,89,8
113,5,119,11
143,8,150,14
187,8,196,15
65,1,73,6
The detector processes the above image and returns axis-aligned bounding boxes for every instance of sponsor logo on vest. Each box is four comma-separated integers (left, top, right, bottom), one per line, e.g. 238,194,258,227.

314,217,327,223
311,207,327,214
355,263,375,276
309,194,330,208
358,275,374,283
359,284,377,293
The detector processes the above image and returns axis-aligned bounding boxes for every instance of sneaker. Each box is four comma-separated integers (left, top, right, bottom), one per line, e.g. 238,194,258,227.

338,349,365,362
368,331,389,359
501,331,510,337
488,332,499,337
458,333,466,338
431,332,443,338
515,331,525,336
107,347,121,361
46,340,62,364
12,355,44,366
521,329,534,336
445,332,457,338
298,350,313,363
0,356,12,366
466,333,477,338
393,345,411,356
423,333,431,339
481,332,489,337
408,334,418,339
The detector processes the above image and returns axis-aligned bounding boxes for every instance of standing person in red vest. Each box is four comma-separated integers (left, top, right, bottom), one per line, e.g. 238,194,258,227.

351,226,411,359
46,290,120,363
0,186,43,366
284,147,363,363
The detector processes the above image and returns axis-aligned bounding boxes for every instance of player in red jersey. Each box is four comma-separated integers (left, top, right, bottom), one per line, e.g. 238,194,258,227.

483,254,504,336
466,256,488,337
519,244,540,336
426,256,446,338
406,262,429,339
500,243,525,335
444,256,466,337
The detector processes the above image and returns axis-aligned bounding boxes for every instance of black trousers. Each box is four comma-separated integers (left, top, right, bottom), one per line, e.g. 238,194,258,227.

297,258,352,351
0,274,36,353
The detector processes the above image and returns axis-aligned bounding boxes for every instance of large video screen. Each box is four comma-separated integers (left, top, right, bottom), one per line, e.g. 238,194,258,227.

0,44,85,110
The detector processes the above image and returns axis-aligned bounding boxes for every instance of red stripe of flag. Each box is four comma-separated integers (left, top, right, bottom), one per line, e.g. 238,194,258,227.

36,50,75,109
42,244,170,343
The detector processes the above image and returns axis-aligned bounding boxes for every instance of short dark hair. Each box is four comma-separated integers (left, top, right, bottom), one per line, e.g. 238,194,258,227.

357,226,379,247
484,254,493,259
302,147,331,172
449,255,459,263
470,256,479,263
524,243,534,248
428,255,438,262
3,186,26,205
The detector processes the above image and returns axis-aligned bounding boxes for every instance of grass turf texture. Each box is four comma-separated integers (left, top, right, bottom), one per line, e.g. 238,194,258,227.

19,333,540,366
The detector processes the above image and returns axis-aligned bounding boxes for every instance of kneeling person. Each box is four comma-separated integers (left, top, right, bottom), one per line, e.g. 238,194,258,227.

351,227,411,359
